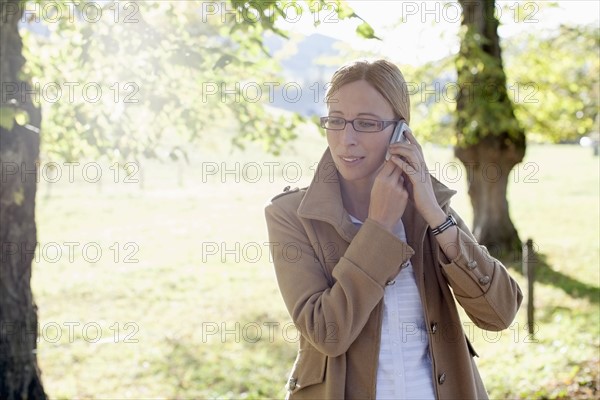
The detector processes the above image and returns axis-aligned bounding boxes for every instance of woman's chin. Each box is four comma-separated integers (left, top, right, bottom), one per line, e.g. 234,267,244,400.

337,169,373,185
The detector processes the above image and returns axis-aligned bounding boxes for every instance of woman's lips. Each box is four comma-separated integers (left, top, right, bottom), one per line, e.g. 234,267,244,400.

339,155,365,165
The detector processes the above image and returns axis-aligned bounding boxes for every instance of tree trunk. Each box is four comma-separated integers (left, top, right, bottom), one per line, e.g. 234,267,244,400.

456,0,526,259
0,1,47,398
456,136,523,255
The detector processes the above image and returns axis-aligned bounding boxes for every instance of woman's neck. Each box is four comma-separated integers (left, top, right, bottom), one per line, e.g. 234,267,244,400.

339,176,373,222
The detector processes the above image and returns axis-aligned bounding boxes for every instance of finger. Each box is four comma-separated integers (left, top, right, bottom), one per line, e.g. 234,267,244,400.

404,128,422,151
396,171,406,188
377,158,398,177
388,163,403,182
387,145,421,170
388,164,409,193
390,155,418,182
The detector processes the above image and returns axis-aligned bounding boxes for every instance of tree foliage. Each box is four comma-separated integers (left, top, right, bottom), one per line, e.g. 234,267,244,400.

0,2,374,396
454,2,524,149
504,23,599,142
319,6,598,147
12,0,372,161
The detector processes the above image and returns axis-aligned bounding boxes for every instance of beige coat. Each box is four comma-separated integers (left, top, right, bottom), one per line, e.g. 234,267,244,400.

265,149,522,399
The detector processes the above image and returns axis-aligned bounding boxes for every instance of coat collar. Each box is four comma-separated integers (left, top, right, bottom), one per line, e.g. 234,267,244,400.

297,148,457,243
297,148,358,242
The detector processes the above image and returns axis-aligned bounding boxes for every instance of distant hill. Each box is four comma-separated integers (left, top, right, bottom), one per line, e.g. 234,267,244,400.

21,15,343,117
263,32,343,116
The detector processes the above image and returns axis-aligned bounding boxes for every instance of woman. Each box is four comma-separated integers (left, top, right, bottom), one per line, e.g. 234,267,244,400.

264,59,522,399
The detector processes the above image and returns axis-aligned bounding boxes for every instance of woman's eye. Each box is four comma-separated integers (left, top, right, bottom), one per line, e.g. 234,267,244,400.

357,120,376,128
329,118,345,126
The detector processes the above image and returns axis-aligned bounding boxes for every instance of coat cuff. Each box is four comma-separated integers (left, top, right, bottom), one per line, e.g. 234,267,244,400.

439,227,497,298
343,218,415,287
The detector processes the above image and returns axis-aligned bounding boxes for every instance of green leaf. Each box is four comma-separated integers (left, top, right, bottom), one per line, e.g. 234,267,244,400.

13,186,25,206
15,109,30,126
355,22,378,40
0,107,16,131
334,1,357,19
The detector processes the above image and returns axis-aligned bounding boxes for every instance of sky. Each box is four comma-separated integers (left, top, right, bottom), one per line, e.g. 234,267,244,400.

279,0,600,65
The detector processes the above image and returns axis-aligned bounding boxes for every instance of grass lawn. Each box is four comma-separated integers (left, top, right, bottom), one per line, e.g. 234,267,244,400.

31,130,599,398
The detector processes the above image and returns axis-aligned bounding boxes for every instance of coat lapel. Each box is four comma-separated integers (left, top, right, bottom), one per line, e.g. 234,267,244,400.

297,148,458,246
297,148,360,243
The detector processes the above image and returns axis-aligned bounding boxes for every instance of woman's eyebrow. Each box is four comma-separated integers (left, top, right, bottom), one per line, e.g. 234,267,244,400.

328,111,385,119
357,112,383,119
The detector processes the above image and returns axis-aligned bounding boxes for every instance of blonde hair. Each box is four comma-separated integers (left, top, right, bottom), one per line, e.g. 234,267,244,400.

325,59,411,123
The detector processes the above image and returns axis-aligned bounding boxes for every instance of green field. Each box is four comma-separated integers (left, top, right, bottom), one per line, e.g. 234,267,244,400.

31,133,599,399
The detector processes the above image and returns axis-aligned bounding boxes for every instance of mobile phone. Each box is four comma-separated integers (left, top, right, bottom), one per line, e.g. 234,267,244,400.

385,121,410,161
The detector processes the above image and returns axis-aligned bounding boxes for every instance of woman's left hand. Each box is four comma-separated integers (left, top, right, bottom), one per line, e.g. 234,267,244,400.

387,129,444,224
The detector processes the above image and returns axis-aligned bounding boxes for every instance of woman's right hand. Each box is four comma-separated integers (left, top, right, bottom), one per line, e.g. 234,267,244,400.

367,159,409,232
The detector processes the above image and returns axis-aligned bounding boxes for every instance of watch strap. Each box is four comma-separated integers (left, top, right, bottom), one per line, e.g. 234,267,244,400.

431,215,457,236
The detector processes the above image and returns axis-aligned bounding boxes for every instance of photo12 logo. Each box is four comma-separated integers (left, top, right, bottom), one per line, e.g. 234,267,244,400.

201,81,330,105
0,321,140,344
398,1,540,24
1,82,139,105
1,241,140,264
0,161,140,184
199,1,341,24
4,1,141,24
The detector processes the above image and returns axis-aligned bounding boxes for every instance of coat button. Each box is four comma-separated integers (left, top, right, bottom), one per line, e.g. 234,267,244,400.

288,377,297,390
479,275,490,285
467,260,478,269
438,373,446,385
401,261,410,268
430,322,438,334
386,279,396,286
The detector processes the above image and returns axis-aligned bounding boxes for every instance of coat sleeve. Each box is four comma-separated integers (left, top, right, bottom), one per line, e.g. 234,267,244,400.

437,207,523,331
265,199,414,357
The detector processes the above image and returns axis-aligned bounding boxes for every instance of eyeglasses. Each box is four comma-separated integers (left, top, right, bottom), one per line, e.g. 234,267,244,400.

320,116,399,133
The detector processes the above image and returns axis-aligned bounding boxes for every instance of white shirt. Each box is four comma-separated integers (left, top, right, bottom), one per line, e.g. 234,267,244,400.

349,215,436,400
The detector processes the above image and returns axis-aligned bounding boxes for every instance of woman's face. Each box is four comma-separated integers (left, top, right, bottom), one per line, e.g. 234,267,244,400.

326,80,396,186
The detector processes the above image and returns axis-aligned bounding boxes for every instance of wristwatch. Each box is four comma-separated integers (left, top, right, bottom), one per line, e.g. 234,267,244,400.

431,214,457,236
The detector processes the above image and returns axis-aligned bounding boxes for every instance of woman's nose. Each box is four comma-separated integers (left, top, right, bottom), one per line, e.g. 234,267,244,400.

340,123,358,145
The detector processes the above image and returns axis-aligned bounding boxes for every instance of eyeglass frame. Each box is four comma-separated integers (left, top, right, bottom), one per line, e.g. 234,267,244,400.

319,116,402,133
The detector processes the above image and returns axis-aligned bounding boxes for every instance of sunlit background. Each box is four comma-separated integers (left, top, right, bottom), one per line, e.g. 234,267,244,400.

5,0,598,398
